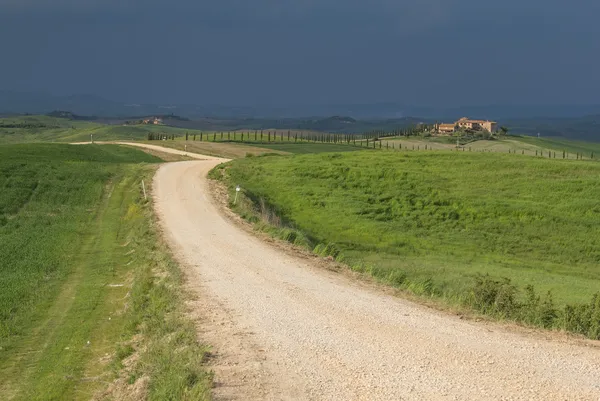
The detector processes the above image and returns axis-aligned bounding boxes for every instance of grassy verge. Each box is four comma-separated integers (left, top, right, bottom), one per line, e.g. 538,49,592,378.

99,168,212,401
0,144,210,400
210,151,600,339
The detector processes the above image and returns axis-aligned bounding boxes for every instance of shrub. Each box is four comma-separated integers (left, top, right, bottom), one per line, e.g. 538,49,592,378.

562,293,600,339
538,292,558,328
470,275,518,317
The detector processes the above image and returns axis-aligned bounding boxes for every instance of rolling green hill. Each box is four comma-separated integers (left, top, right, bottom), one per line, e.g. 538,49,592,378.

0,115,193,144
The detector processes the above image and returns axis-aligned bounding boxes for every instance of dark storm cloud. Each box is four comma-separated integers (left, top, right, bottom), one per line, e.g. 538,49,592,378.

0,0,599,107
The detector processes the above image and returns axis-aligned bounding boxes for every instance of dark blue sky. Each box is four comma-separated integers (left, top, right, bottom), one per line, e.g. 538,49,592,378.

1,0,599,107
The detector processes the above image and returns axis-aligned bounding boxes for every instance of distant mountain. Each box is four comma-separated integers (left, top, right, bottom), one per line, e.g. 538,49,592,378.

46,110,97,121
2,90,600,140
0,91,125,116
297,116,357,131
0,91,196,118
505,114,600,142
2,90,599,120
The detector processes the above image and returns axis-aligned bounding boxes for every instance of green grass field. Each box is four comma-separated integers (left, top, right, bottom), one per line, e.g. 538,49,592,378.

0,116,99,143
243,142,363,154
0,116,195,144
515,135,600,156
0,144,210,400
382,136,598,159
214,151,600,337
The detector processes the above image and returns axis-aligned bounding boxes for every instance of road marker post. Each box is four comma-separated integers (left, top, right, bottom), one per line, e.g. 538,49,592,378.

142,180,147,201
234,185,241,205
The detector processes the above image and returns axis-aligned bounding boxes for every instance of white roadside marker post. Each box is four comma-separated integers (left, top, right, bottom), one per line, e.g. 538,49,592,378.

234,185,241,205
142,180,147,201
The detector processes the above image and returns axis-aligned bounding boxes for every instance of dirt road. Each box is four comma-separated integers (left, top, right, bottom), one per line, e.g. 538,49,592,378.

72,141,218,160
153,159,600,401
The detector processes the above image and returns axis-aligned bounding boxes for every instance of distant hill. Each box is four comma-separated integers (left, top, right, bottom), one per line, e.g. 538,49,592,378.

2,90,599,120
46,110,97,121
505,115,600,142
2,90,600,140
297,116,357,131
156,116,429,134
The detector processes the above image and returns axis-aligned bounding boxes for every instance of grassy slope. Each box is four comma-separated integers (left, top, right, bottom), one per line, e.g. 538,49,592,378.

155,135,366,156
250,142,363,154
0,144,210,400
0,116,194,144
216,151,600,309
515,135,600,156
0,116,100,143
149,139,291,158
383,136,597,158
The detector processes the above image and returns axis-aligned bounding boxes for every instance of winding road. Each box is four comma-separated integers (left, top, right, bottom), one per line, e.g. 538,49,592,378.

150,155,600,400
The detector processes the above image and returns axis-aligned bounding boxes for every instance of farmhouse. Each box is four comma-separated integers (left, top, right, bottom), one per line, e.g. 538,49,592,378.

141,117,163,125
435,117,497,134
437,123,457,134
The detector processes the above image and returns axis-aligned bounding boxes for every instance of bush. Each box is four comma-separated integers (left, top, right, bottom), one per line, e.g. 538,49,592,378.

470,275,518,316
562,293,600,339
517,285,555,327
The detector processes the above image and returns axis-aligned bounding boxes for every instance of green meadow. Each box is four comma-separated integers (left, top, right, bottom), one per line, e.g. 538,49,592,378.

214,151,600,337
0,116,193,144
0,144,210,400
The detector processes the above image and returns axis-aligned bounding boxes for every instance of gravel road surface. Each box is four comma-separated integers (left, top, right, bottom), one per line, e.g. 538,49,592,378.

152,159,600,401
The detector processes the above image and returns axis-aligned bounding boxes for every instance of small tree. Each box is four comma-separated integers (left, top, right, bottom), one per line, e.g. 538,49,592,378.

499,126,509,137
